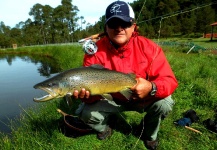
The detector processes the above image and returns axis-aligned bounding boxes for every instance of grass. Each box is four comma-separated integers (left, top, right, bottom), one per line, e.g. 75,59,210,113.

0,40,217,149
0,44,84,70
155,37,217,50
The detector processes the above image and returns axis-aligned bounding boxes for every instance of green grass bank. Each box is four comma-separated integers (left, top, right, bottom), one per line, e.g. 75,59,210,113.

0,42,217,150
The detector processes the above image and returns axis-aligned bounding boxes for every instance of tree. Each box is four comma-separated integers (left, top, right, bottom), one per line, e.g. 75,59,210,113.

22,19,39,45
29,3,45,44
1,0,217,46
41,5,54,44
194,0,215,35
0,22,12,47
29,4,54,44
52,0,79,43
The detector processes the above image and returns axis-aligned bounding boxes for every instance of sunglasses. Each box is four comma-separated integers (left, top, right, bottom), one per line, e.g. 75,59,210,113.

107,20,133,29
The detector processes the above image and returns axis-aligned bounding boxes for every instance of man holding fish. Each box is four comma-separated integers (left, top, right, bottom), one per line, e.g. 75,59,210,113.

33,1,178,149
73,1,178,150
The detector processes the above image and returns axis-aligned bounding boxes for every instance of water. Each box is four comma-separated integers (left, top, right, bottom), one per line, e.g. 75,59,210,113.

0,54,60,133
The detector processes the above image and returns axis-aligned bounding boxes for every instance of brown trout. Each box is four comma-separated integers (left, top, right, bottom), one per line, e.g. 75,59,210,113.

33,65,136,102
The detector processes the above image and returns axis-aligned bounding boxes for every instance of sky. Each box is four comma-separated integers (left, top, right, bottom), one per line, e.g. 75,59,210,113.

0,0,135,28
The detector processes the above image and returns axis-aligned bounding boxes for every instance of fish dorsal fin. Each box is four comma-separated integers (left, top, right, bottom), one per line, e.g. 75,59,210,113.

90,64,106,69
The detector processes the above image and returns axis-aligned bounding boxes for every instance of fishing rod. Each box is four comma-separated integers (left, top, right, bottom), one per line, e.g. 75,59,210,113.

78,32,105,43
78,32,105,55
78,0,145,55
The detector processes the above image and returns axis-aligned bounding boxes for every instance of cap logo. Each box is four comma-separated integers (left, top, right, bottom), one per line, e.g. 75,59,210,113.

110,4,124,14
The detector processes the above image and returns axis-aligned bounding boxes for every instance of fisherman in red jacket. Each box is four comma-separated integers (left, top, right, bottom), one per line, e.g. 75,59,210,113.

73,1,178,150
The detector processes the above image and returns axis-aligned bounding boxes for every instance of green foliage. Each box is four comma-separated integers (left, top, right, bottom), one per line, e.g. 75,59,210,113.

1,45,217,149
0,44,84,70
1,0,217,47
132,0,217,38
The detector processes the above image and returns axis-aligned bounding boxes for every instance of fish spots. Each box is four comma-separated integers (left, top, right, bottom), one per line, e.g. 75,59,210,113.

34,66,136,101
59,82,69,88
69,85,77,91
70,76,81,81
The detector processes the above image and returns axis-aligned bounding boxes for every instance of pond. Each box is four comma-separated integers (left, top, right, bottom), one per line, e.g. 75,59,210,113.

0,54,61,134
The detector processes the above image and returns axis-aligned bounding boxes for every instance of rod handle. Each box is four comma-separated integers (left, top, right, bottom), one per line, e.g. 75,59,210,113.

185,126,202,134
57,109,68,116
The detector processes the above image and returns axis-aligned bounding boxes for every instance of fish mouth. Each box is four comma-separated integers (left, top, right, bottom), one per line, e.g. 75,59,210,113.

33,86,58,102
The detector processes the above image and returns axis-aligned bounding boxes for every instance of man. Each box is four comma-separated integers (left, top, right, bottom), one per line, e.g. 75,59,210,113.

73,1,178,150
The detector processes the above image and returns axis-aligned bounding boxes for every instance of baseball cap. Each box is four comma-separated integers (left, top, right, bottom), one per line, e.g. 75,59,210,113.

105,1,135,24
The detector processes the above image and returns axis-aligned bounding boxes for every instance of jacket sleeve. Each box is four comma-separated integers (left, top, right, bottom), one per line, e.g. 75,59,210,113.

83,54,100,67
146,45,178,98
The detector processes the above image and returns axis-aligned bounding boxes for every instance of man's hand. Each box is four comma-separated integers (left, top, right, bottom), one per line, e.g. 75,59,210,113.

130,78,152,100
73,88,90,99
72,88,101,103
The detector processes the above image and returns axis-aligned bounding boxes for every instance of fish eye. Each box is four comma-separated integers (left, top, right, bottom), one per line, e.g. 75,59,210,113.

47,83,57,87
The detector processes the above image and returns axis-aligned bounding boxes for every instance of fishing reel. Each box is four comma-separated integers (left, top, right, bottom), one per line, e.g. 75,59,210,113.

78,33,105,55
82,39,98,55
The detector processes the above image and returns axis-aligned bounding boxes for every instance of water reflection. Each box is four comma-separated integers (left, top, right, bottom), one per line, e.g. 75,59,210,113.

0,54,60,77
0,54,61,134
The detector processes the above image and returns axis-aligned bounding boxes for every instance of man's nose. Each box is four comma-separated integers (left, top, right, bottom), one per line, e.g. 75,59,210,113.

114,25,124,31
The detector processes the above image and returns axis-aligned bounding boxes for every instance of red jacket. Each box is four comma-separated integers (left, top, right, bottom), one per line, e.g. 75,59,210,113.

83,32,178,104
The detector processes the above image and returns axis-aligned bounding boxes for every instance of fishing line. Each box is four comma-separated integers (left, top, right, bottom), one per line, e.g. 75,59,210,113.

132,119,145,149
139,1,217,42
136,0,147,23
139,1,217,41
115,107,143,149
78,2,217,148
137,1,217,25
132,1,217,148
157,17,163,43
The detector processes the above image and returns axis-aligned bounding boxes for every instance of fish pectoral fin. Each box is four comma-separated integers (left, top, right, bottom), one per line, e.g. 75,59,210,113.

101,89,132,101
65,93,73,107
119,89,133,100
102,94,113,101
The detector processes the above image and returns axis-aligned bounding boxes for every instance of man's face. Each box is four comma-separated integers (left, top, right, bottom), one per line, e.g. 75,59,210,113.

106,18,135,47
